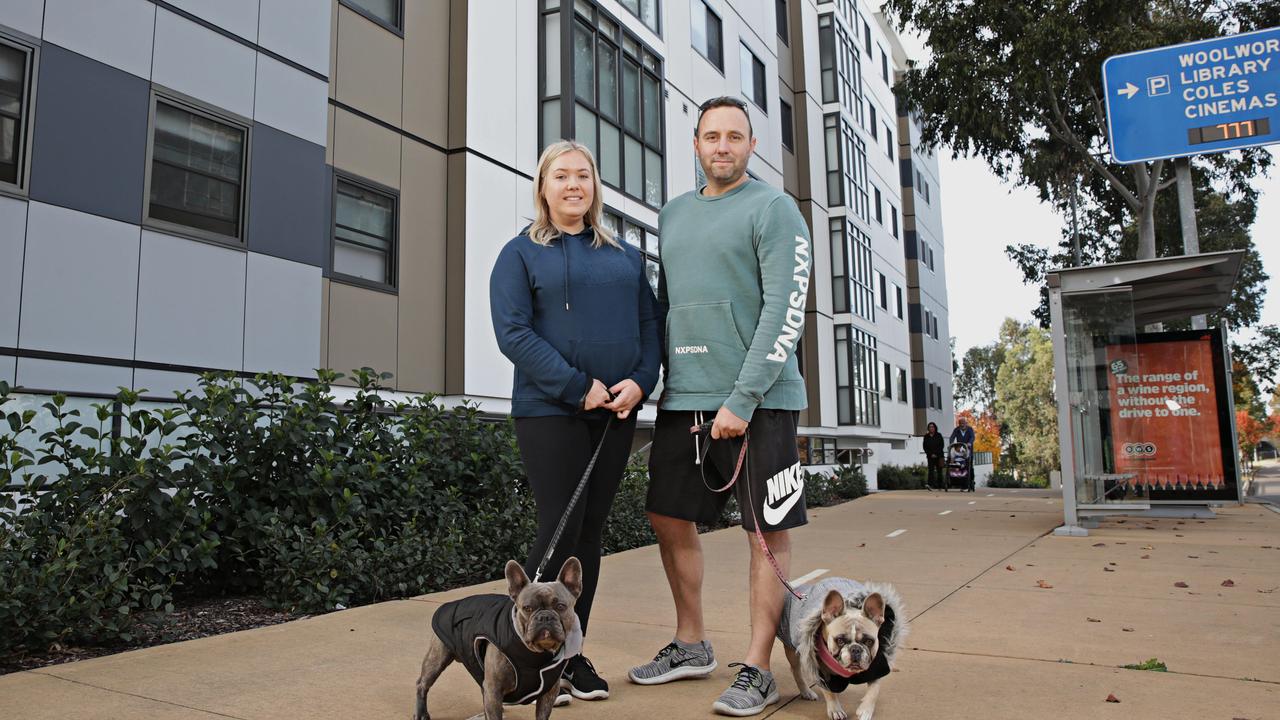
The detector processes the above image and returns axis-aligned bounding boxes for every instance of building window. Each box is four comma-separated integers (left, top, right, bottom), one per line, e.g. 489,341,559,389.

602,208,660,292
617,0,660,35
799,436,838,466
882,361,892,399
543,1,665,208
894,284,903,319
880,47,889,84
890,204,899,238
932,313,939,339
0,36,35,193
780,98,794,151
146,95,249,243
818,14,863,125
824,113,868,222
691,0,724,72
873,185,882,224
740,44,767,111
340,0,402,32
868,104,877,137
896,366,908,403
877,271,888,310
835,324,880,426
830,218,873,321
863,19,872,58
886,125,894,159
776,0,788,44
333,175,398,289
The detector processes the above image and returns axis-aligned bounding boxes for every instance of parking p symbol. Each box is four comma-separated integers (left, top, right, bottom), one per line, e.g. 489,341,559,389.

1147,75,1170,96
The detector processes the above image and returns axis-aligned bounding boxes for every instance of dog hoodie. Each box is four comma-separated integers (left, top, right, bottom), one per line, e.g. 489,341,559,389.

777,577,904,691
431,594,569,705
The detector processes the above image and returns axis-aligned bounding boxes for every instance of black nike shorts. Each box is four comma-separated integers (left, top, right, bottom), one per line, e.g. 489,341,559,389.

646,408,807,532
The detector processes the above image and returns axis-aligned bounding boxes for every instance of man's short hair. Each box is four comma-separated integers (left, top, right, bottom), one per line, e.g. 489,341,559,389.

695,96,753,138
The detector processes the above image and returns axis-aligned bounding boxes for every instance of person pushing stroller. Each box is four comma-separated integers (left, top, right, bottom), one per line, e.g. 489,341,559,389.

949,417,976,492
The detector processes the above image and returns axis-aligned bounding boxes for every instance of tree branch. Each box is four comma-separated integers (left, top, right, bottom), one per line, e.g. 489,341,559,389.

1044,73,1142,210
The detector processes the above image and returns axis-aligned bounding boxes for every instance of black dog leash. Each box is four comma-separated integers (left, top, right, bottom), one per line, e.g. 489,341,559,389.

532,412,614,583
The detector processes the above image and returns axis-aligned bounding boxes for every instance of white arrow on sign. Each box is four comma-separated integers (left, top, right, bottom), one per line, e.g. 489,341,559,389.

1117,82,1139,99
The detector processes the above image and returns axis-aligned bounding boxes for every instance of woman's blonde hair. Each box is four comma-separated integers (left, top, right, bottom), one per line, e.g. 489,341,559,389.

529,140,619,249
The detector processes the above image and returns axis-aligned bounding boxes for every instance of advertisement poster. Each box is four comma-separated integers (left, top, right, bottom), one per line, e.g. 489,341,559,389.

1104,332,1237,501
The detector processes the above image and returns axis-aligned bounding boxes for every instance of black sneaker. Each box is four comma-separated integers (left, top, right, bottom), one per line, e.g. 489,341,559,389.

562,654,609,700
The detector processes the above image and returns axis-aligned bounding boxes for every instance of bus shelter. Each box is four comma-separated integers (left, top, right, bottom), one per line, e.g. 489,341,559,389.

1047,251,1245,536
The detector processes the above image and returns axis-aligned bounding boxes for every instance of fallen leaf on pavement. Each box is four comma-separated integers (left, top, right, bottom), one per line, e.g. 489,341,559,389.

858,543,866,548
1122,627,1134,632
1006,565,1015,571
1116,542,1127,545
1175,534,1184,537
1103,566,1115,572
1141,555,1151,559
1105,694,1120,703
1221,579,1235,587
1109,562,1117,566
1092,542,1106,547
1174,581,1189,588
1259,587,1278,594
1087,617,1101,622
1026,563,1036,567
1141,545,1154,550
1036,580,1053,589
1188,555,1199,558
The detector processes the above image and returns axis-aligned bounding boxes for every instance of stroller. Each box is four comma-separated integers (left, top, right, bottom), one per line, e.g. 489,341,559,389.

947,443,974,492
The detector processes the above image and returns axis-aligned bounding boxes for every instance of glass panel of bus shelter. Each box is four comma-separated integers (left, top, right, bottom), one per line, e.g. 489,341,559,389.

1061,288,1144,506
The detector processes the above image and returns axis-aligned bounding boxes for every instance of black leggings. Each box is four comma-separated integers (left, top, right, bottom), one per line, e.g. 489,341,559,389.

514,413,637,636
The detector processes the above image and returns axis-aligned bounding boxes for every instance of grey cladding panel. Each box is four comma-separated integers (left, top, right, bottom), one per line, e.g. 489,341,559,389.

28,44,150,225
246,124,328,268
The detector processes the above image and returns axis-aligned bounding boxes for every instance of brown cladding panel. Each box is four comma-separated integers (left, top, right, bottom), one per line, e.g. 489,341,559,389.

328,281,399,385
395,139,448,394
334,4,404,126
402,0,450,147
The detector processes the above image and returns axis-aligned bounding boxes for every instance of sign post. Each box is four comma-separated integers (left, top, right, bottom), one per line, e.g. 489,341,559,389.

1102,27,1280,164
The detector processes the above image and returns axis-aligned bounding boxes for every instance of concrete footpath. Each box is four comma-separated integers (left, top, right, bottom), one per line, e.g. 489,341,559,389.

3,489,1278,719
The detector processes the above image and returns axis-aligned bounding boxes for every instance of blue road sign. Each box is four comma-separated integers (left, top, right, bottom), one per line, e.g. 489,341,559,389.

1102,27,1280,164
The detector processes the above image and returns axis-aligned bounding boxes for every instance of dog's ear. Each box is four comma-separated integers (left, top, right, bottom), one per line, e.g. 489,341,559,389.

557,556,583,598
862,592,886,626
821,589,847,623
505,560,530,601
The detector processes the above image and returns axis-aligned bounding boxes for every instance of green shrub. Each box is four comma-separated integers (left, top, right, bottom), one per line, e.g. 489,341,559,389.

875,463,927,490
987,469,1021,488
804,464,868,506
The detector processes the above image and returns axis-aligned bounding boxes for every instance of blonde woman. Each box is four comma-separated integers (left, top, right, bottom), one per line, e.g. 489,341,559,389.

490,140,663,702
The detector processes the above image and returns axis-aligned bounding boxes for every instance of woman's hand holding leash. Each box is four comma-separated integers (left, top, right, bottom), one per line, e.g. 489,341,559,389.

604,379,643,419
583,379,613,411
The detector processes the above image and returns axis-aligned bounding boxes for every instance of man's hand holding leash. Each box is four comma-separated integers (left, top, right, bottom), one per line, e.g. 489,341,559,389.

710,406,748,439
605,379,643,419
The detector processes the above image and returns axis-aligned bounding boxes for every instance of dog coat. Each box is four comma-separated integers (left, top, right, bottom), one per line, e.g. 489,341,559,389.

431,594,569,705
776,577,908,692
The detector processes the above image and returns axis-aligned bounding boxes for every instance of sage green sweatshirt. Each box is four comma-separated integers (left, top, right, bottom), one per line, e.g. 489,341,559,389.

657,179,812,419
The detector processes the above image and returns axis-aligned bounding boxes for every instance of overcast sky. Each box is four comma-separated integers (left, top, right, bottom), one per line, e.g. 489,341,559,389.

940,148,1280,365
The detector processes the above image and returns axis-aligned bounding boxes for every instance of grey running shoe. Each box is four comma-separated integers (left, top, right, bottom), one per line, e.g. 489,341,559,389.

627,640,717,684
711,663,780,717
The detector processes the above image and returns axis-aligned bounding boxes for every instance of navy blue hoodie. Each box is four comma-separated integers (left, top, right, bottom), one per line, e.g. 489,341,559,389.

490,227,663,417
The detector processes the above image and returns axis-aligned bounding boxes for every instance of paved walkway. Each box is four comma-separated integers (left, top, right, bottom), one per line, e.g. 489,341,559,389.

3,489,1278,719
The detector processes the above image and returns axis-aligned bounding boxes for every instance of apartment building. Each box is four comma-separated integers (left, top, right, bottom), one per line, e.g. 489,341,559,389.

0,0,950,482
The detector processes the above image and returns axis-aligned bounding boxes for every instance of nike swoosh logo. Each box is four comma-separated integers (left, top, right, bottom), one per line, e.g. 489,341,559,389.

669,656,703,668
761,483,803,526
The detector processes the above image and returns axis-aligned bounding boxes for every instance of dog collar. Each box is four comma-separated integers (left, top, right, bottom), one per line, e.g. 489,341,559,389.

814,631,858,678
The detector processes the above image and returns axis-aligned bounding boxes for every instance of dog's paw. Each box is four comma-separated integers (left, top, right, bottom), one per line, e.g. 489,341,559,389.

798,688,819,701
856,706,875,720
827,708,849,720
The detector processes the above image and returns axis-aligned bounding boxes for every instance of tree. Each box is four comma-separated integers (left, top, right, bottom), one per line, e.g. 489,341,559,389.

955,343,1006,415
994,319,1059,480
886,0,1278,258
886,0,1280,390
956,408,1003,468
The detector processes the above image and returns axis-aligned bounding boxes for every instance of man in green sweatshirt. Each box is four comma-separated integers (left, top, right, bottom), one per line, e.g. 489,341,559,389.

626,97,812,717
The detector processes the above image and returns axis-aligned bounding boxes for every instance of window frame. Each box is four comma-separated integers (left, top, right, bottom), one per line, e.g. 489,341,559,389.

142,88,253,249
835,324,880,427
776,0,789,45
894,284,904,319
338,0,404,35
601,206,660,293
896,367,908,403
0,29,37,198
691,0,725,73
780,97,794,152
616,0,661,36
542,0,667,209
739,43,767,112
330,171,400,293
